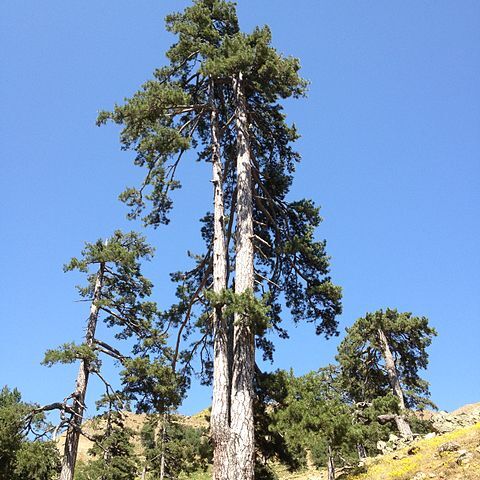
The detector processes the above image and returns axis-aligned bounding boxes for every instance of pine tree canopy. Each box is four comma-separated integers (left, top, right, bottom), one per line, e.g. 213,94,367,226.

43,230,185,419
97,0,342,373
336,308,437,409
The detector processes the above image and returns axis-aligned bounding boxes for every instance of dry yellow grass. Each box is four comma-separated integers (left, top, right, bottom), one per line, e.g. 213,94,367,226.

348,423,480,480
57,411,148,462
59,409,210,464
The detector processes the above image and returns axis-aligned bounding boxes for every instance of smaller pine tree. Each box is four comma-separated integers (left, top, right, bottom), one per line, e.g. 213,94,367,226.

271,368,357,480
0,386,60,480
74,410,138,480
337,308,437,437
40,231,183,480
140,415,212,479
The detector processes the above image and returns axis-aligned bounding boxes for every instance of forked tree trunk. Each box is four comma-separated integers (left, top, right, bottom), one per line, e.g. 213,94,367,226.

377,328,413,438
209,81,232,480
327,444,335,480
230,71,255,480
59,263,105,480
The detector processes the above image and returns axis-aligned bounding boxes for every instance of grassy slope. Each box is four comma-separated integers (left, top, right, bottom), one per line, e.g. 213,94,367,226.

348,423,480,480
186,422,480,480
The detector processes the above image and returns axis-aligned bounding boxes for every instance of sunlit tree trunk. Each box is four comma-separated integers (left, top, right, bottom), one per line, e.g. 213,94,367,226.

230,71,255,480
327,444,335,480
59,263,105,480
157,413,168,480
377,328,413,438
210,80,231,480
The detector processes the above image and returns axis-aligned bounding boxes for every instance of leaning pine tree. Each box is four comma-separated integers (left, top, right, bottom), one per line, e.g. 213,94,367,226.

98,1,342,478
337,308,437,438
39,231,182,480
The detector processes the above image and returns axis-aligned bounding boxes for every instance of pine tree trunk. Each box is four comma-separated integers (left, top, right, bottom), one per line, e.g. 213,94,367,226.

357,443,367,460
159,446,165,480
59,263,105,480
377,328,413,438
394,414,413,438
209,81,232,480
159,414,167,480
327,445,335,480
230,71,255,480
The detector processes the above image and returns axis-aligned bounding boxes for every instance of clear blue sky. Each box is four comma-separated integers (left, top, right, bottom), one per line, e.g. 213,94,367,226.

1,1,479,416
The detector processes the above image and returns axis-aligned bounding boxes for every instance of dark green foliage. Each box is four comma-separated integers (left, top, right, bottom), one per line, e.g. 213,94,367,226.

349,393,432,456
44,231,184,415
140,416,212,479
14,441,61,480
407,412,435,436
207,289,271,333
42,343,98,367
64,231,158,346
350,394,400,456
0,387,28,477
121,357,184,414
337,308,437,409
98,0,341,383
254,461,280,480
0,387,60,480
254,370,303,479
271,368,359,469
265,366,404,465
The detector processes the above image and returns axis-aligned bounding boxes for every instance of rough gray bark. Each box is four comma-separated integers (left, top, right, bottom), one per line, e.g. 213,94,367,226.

230,71,255,480
210,81,232,480
377,412,413,435
59,263,105,480
327,444,335,480
357,443,367,460
159,417,166,480
394,413,413,439
377,328,413,438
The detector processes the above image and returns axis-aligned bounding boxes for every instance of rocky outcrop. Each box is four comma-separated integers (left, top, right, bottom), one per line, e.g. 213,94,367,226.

429,404,480,434
376,404,480,455
359,421,480,480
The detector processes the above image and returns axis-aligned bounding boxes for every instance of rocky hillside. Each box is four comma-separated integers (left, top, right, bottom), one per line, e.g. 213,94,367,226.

62,405,480,479
57,408,210,464
344,404,480,480
256,404,480,480
276,404,480,480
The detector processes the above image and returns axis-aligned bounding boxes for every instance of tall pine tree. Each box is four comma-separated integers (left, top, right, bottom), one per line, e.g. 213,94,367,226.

98,2,342,478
